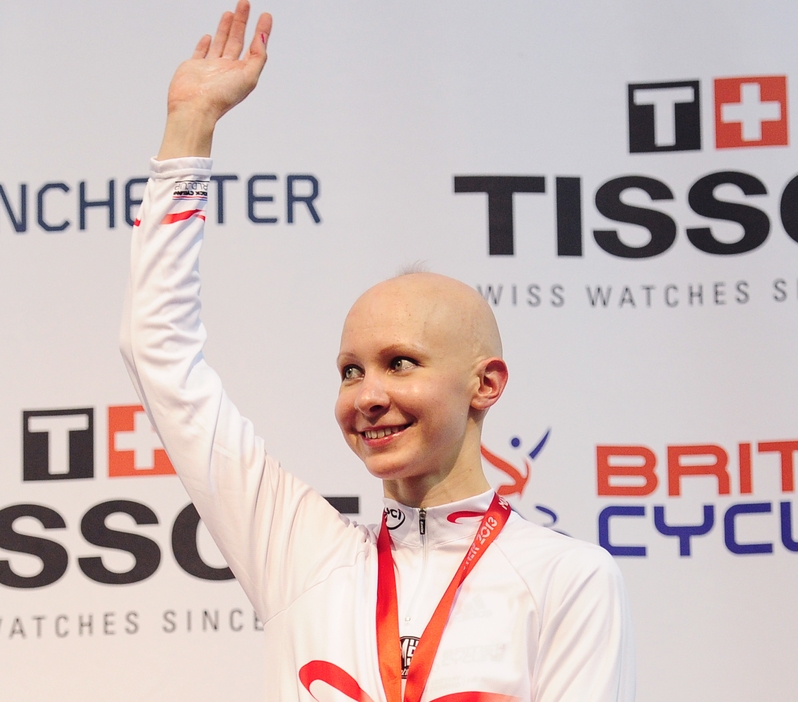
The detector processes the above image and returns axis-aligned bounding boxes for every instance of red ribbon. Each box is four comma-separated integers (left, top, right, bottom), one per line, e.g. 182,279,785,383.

377,493,511,702
299,660,519,702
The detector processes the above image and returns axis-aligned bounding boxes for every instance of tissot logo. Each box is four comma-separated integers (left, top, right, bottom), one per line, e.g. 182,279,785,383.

628,80,701,153
108,405,175,478
715,76,789,149
22,408,94,481
627,75,789,154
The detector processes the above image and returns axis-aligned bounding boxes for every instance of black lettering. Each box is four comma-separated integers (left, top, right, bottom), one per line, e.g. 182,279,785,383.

736,280,750,304
594,176,676,258
780,175,798,244
230,608,243,632
203,609,219,631
587,286,612,307
619,287,635,307
454,176,546,255
0,504,68,588
555,177,582,256
37,183,70,232
551,284,565,307
287,175,321,224
773,278,787,302
171,503,234,581
665,284,678,307
323,496,360,514
687,171,769,254
79,180,115,230
124,178,148,227
125,611,139,634
526,284,541,307
78,613,92,636
103,612,115,635
78,500,161,585
0,183,27,233
210,174,239,224
33,615,45,638
55,615,68,637
162,610,177,633
476,284,503,306
247,175,278,224
10,617,25,639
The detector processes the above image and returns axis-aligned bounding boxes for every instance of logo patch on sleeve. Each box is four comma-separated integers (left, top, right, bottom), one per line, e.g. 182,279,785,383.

173,180,209,200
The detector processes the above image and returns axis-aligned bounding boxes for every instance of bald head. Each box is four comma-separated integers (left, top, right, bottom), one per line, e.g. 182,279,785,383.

342,273,503,364
335,272,509,504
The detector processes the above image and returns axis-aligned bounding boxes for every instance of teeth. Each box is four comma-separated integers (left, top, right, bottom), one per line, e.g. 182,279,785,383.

364,426,403,440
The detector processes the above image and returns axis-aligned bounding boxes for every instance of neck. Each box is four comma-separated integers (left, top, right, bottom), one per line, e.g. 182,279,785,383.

382,465,491,508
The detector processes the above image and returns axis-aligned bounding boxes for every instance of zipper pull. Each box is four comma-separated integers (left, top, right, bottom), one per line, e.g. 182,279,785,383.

419,509,426,536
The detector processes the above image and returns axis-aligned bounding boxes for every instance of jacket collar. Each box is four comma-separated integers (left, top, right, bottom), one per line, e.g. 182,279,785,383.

381,489,496,548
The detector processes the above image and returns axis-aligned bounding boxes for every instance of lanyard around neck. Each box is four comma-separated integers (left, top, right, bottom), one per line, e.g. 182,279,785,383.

376,493,511,702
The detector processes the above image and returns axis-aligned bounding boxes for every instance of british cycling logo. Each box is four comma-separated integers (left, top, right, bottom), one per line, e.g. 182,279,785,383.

481,429,567,535
597,439,798,558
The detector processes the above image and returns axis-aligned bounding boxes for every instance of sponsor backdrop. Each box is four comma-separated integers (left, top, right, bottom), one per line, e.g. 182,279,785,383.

0,1,795,700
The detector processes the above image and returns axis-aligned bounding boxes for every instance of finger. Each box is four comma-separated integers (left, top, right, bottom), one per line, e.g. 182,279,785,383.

208,10,234,58
222,0,251,60
244,12,272,78
192,34,212,60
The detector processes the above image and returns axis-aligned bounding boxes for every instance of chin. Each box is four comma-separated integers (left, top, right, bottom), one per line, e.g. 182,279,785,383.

359,454,416,482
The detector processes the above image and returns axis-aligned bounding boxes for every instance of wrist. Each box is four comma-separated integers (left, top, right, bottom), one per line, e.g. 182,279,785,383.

157,106,219,159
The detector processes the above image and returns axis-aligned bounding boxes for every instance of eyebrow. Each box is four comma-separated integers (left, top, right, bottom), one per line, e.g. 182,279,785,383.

336,342,429,367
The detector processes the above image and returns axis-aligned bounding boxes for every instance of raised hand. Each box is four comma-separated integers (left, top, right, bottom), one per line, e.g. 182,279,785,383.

158,1,272,159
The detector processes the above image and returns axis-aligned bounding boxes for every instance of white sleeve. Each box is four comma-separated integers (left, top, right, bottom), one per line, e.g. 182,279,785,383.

120,158,370,620
533,547,636,702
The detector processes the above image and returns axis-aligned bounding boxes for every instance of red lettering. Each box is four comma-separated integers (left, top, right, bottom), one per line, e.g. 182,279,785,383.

667,445,730,496
597,445,658,496
739,443,752,494
757,441,798,492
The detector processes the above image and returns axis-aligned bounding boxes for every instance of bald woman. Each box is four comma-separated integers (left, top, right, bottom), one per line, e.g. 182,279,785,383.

121,3,635,701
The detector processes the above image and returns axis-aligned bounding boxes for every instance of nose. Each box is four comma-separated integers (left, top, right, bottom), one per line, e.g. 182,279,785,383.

354,372,390,416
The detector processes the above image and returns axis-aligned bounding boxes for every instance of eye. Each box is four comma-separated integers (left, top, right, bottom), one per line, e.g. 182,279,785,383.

390,357,416,372
341,365,363,381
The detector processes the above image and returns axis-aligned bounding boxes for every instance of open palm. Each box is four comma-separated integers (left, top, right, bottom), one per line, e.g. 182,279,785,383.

167,1,272,122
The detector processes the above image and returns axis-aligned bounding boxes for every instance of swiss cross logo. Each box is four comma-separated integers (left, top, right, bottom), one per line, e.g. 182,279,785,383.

627,75,789,153
108,405,175,477
715,75,788,148
627,80,702,153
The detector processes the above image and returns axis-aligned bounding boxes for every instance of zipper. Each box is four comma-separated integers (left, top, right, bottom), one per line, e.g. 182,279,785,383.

403,508,429,623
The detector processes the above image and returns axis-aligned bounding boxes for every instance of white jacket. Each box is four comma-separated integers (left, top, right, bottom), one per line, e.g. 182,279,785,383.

120,158,635,702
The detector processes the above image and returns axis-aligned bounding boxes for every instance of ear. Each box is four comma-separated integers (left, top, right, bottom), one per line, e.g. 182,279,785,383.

471,357,509,411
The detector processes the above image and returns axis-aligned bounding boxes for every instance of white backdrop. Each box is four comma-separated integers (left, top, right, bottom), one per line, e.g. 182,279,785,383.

1,1,796,700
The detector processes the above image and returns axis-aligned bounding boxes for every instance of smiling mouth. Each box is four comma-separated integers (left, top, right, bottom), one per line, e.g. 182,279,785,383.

362,425,409,440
